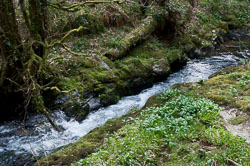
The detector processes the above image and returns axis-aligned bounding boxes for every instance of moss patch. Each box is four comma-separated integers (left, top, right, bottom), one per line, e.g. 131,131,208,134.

228,116,248,125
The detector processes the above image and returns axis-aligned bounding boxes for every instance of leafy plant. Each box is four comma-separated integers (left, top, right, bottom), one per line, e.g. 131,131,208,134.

76,90,249,165
107,37,123,49
230,86,238,96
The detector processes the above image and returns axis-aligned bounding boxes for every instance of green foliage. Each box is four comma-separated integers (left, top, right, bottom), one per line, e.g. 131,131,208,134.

165,48,183,64
145,38,164,50
160,88,181,100
107,37,123,49
142,94,221,143
72,40,87,53
236,74,250,87
200,0,250,24
77,90,249,165
165,0,189,15
230,86,238,96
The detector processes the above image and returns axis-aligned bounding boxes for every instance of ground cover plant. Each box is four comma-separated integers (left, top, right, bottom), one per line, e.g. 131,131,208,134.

75,89,249,165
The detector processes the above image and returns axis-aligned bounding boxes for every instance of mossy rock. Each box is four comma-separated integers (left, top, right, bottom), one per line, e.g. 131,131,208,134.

62,99,90,121
166,48,188,71
54,36,188,121
228,116,248,125
99,87,120,106
166,49,183,64
142,94,165,109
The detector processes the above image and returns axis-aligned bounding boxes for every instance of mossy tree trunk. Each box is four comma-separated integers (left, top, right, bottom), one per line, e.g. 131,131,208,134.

0,0,26,119
0,0,67,131
28,0,47,58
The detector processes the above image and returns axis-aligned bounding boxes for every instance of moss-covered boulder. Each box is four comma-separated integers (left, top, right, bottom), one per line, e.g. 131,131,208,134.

54,37,188,120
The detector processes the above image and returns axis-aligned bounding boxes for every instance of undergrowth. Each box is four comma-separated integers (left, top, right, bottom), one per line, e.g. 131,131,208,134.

75,89,249,166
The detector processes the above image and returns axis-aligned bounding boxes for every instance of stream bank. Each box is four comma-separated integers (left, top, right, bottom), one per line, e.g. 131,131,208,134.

35,34,249,165
0,0,249,165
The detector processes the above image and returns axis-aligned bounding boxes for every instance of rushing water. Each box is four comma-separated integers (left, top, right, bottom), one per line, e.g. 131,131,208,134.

0,34,249,166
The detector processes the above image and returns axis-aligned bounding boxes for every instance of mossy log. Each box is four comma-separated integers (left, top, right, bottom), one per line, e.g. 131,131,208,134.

104,14,167,61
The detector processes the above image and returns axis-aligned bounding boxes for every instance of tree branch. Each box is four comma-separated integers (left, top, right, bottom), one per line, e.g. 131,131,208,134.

49,0,124,12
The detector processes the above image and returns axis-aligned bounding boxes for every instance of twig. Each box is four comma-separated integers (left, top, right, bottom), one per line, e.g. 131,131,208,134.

62,44,88,56
227,159,240,166
44,86,71,93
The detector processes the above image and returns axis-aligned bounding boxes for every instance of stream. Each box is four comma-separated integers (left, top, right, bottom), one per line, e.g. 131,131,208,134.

0,33,249,166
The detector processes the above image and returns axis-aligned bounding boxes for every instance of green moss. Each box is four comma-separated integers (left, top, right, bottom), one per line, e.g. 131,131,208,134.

142,94,165,109
99,89,120,105
228,116,248,125
166,48,183,64
55,35,181,113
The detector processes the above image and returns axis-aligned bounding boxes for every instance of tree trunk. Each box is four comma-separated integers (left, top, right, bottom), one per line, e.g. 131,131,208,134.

0,0,23,91
29,0,47,57
0,0,25,119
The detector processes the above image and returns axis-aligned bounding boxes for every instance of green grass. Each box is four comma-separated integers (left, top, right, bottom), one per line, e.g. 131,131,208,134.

75,89,249,166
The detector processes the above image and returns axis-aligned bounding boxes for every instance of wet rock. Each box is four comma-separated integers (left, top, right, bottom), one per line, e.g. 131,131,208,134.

227,32,238,41
133,77,147,87
88,97,101,110
55,95,70,104
0,151,35,166
217,36,225,43
200,45,215,56
82,90,95,99
152,63,169,76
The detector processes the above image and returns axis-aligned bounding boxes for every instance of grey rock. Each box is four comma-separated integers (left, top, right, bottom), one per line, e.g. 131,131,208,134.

88,97,101,110
100,61,111,70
